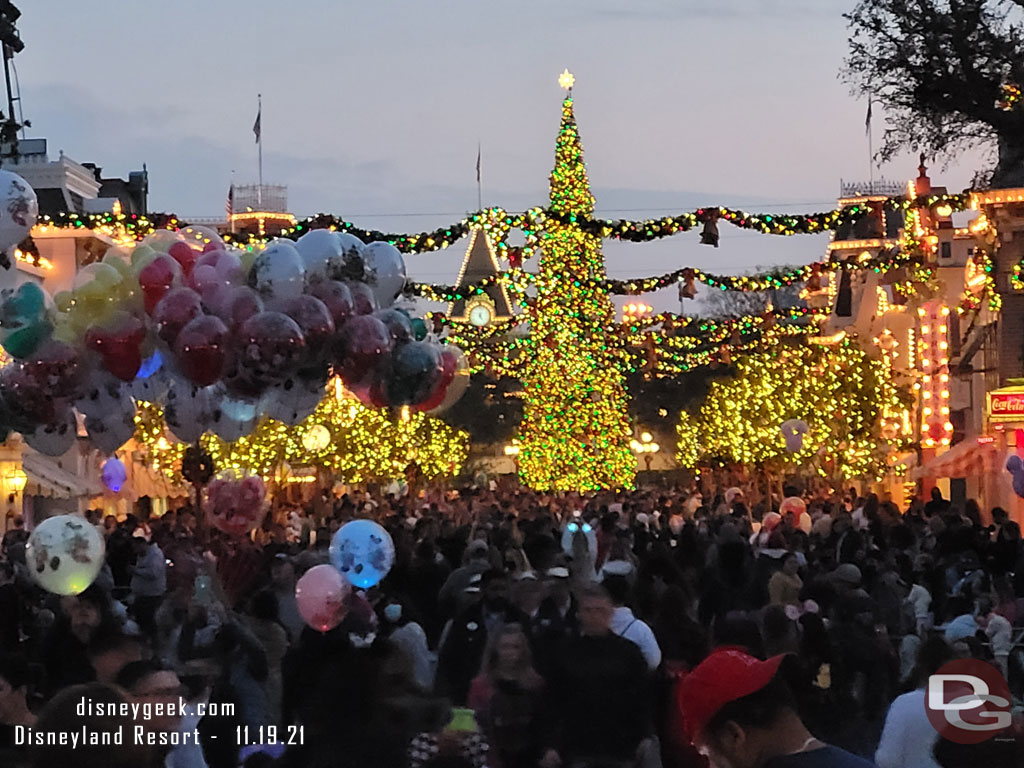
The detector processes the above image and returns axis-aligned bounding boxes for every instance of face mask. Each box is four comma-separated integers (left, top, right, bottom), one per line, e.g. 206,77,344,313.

384,604,402,623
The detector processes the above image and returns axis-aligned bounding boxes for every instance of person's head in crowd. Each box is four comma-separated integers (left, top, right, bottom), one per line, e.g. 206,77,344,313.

681,650,826,768
480,570,511,613
831,563,862,593
480,623,539,684
270,555,295,589
545,566,572,605
30,683,156,768
464,539,490,565
601,573,631,607
61,586,117,644
781,552,800,578
577,583,616,637
102,514,118,534
512,573,545,616
712,612,765,660
249,590,280,623
87,630,144,684
116,660,186,734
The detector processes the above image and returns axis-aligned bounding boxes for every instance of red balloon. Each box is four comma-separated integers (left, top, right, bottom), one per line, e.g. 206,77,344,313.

168,241,199,279
175,315,229,387
238,312,307,385
214,286,265,331
346,282,377,316
336,315,392,385
154,287,203,346
309,280,354,329
202,241,225,254
285,295,335,354
23,340,84,401
85,315,147,381
138,254,182,315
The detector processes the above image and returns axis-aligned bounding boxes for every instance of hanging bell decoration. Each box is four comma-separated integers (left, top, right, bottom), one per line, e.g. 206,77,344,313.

700,213,720,248
679,268,697,299
507,247,523,269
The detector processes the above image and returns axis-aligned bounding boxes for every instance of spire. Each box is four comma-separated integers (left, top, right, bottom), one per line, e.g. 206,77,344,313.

549,95,595,216
448,227,513,320
915,152,931,196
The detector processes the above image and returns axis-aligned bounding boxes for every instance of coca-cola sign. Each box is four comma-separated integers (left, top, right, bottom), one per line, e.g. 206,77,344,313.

988,387,1024,422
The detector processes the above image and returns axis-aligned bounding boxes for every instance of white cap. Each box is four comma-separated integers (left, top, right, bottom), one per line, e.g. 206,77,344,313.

600,560,634,578
546,567,570,579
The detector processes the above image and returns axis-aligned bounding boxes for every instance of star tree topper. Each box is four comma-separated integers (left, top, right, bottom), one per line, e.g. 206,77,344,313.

558,69,575,91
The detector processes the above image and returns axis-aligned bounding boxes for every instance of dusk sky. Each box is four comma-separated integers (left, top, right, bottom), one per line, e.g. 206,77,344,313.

18,0,987,310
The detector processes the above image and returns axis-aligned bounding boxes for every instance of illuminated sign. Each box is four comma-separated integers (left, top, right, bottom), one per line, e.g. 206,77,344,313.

987,387,1024,422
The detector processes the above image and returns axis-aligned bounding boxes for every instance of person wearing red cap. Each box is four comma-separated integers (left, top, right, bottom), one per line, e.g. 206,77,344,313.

679,648,874,768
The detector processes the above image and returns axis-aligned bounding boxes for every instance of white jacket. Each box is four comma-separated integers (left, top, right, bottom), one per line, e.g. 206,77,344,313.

875,689,940,768
610,606,661,670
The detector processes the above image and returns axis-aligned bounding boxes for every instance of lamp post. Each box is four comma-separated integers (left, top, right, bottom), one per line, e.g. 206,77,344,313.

630,431,660,472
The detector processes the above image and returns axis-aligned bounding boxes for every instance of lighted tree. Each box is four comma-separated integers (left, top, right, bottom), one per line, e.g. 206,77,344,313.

516,94,636,491
676,340,911,482
135,393,470,483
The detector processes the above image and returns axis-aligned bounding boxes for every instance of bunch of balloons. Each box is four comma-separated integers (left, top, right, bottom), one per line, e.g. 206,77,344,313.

294,519,396,633
0,178,467,457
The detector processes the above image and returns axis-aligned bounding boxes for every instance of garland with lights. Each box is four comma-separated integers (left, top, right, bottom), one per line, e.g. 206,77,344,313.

676,340,912,481
135,391,470,483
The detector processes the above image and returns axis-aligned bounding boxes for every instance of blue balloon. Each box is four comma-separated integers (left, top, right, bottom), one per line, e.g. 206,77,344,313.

329,519,395,589
136,350,163,379
101,457,127,493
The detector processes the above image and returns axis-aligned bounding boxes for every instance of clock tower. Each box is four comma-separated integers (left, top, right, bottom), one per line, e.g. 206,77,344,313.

448,226,514,326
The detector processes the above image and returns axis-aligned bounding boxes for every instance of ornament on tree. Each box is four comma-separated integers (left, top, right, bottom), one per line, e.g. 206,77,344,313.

507,247,523,269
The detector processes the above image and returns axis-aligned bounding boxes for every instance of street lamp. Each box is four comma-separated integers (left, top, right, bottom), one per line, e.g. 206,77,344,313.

5,467,25,493
631,431,660,471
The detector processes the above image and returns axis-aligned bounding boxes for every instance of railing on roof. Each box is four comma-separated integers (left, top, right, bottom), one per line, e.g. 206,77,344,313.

839,179,906,198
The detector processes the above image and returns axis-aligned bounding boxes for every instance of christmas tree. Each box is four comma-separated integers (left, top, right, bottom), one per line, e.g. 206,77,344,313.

517,90,636,491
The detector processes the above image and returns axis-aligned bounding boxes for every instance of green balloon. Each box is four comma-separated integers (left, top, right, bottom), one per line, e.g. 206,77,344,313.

410,317,428,341
0,283,53,359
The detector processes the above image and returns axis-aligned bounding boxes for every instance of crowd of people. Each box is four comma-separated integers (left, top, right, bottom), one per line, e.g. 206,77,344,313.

0,480,1022,768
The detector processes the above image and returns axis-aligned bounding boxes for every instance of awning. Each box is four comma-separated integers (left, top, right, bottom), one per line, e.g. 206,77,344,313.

914,439,1001,479
128,465,190,500
22,453,93,499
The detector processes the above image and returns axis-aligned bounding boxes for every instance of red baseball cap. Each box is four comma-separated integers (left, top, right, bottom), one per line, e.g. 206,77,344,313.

678,648,786,744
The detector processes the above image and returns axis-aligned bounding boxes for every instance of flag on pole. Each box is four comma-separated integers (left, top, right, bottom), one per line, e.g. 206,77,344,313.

226,183,234,218
253,105,262,144
865,97,873,136
476,143,481,184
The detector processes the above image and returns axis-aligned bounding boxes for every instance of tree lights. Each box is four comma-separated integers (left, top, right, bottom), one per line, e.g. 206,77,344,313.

676,341,910,481
918,303,953,450
515,94,635,492
134,386,469,483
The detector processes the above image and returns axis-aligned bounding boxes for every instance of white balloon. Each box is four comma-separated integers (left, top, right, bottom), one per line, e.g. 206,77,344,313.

0,170,38,253
26,515,105,595
259,376,325,426
164,377,221,443
209,395,259,441
85,400,136,455
25,410,77,457
76,370,131,420
296,229,346,283
362,242,407,308
249,240,306,302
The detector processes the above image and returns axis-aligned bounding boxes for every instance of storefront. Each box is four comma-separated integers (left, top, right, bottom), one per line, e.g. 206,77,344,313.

984,385,1024,524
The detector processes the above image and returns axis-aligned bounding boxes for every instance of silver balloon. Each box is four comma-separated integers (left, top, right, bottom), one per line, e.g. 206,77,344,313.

0,170,38,253
362,241,407,308
249,240,306,303
334,232,367,266
296,229,346,284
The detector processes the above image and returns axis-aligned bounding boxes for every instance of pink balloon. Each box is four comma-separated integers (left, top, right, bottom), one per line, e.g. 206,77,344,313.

168,241,199,279
212,285,265,331
295,564,351,633
138,254,182,315
154,287,203,346
206,474,268,536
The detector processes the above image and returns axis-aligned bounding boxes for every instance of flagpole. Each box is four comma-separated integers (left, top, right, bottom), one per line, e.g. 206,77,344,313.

257,93,263,208
476,141,482,211
866,95,874,186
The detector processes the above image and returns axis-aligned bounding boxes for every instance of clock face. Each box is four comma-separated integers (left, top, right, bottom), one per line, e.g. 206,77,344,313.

468,304,492,327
